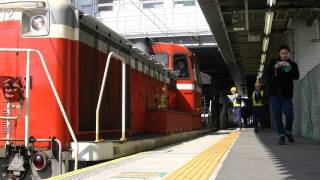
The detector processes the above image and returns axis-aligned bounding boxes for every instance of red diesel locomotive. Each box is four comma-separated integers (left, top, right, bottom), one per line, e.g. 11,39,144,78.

0,0,202,179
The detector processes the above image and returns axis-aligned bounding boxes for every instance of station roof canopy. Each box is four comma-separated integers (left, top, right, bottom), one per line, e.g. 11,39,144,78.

198,0,320,95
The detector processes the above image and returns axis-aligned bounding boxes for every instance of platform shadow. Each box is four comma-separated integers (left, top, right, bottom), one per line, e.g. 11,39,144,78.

255,129,320,180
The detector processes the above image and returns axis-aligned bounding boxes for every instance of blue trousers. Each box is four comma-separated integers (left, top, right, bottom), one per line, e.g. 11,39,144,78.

233,107,242,127
270,96,294,137
253,106,265,128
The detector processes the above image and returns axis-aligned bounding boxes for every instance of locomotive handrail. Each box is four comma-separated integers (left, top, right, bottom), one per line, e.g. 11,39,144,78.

36,138,62,175
96,52,127,142
0,48,78,170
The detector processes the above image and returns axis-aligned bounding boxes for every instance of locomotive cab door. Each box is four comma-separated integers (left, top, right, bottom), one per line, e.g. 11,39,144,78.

190,53,202,114
172,53,195,113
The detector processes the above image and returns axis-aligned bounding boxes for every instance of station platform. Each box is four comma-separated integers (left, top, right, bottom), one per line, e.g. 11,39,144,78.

216,129,320,180
50,129,320,180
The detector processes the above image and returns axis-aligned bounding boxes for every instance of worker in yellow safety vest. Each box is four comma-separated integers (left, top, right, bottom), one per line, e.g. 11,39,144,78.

252,82,266,132
230,87,242,129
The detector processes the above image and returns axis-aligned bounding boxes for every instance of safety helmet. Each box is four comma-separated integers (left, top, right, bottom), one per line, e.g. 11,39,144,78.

255,82,261,87
230,87,237,92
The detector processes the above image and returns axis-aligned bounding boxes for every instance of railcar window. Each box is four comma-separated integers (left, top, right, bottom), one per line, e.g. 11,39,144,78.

173,54,190,79
154,53,168,67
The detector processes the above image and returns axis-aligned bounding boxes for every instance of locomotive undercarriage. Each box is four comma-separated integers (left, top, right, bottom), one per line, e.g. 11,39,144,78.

0,76,68,179
0,144,69,180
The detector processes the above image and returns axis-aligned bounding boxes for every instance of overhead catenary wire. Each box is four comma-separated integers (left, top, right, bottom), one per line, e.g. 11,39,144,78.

127,0,179,43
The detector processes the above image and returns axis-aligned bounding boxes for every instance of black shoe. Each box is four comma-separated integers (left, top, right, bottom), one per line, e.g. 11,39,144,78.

278,136,286,145
254,128,259,133
286,134,295,143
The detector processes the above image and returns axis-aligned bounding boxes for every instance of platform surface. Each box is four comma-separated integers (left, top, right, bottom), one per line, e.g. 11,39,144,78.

216,129,320,180
52,129,320,180
52,130,234,180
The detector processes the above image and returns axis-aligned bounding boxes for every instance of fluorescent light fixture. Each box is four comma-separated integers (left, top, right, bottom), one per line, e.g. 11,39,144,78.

179,42,218,47
286,18,292,29
257,72,262,79
264,11,274,35
233,27,245,31
248,33,261,42
261,53,266,64
179,43,198,46
201,42,218,46
267,0,276,7
259,64,264,72
262,37,269,52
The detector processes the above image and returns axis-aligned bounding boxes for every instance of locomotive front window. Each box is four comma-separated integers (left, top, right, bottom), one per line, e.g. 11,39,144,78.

154,53,168,67
173,54,190,79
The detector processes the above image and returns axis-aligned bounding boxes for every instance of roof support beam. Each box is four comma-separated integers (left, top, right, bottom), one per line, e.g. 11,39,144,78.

198,0,247,95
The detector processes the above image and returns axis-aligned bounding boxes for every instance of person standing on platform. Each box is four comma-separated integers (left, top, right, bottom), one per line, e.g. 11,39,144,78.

264,45,299,145
252,81,266,133
229,87,242,130
241,98,250,128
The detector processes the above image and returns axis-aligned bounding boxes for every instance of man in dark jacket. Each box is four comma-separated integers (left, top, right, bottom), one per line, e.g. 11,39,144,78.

264,45,299,145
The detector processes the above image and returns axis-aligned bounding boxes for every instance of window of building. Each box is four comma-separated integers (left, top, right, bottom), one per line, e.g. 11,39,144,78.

174,0,195,7
81,5,93,14
98,0,113,11
142,0,163,9
78,0,92,6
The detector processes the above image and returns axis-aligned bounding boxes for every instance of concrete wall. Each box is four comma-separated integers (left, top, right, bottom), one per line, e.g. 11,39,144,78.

289,20,320,142
292,21,320,79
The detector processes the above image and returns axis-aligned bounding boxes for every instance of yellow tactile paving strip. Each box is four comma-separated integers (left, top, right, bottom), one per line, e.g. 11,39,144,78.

48,152,143,180
165,131,241,180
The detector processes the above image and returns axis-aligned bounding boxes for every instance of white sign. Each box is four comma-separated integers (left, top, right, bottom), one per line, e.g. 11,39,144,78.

0,9,15,22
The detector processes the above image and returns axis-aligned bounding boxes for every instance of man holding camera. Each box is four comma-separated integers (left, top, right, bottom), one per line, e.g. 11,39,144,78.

264,45,299,145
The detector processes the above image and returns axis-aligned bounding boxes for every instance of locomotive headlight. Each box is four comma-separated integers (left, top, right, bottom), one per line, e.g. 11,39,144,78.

22,8,50,36
31,16,45,31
